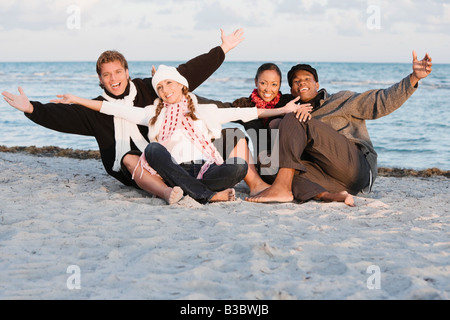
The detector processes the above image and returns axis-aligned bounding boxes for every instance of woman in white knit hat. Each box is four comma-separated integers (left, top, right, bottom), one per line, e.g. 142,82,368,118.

52,65,310,204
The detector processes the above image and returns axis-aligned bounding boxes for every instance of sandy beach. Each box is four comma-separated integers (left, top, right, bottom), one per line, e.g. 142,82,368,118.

0,148,449,300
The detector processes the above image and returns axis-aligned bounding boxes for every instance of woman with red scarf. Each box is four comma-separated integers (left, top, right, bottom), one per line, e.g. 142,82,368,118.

232,63,312,186
233,63,283,131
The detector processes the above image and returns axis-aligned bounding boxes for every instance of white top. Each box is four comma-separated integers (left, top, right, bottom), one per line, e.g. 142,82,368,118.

101,93,258,164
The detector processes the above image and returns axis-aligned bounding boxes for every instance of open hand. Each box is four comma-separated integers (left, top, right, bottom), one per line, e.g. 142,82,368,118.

50,93,79,104
220,28,245,54
2,87,34,113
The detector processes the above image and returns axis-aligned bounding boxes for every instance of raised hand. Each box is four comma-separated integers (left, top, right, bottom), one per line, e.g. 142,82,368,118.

411,50,432,86
2,87,34,113
220,28,245,54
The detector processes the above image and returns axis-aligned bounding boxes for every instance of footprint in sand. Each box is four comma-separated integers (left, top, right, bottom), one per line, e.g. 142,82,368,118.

310,254,348,276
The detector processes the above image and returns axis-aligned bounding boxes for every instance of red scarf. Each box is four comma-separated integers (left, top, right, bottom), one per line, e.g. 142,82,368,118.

250,89,281,126
158,99,224,179
250,89,281,109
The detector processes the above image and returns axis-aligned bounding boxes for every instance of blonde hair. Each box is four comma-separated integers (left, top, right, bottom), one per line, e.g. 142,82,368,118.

150,86,198,126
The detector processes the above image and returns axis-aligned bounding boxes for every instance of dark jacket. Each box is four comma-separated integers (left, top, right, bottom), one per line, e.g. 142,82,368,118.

25,46,226,185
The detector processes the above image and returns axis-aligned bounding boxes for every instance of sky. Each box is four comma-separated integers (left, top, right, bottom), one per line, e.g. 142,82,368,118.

1,0,449,63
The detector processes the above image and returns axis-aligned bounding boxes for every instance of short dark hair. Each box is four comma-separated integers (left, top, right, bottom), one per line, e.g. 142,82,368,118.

287,64,319,87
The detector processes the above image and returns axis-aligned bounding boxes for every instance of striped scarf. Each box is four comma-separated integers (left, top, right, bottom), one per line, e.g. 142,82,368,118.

158,99,224,179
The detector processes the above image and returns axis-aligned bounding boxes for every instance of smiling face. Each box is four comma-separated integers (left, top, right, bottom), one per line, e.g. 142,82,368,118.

255,70,281,102
156,79,185,104
98,60,130,96
290,70,320,102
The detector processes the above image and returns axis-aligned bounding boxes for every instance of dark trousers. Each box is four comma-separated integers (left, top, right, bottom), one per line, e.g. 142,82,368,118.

276,114,371,202
213,127,247,159
144,143,248,204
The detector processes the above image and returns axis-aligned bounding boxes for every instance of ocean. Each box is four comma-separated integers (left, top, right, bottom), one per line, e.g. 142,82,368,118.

1,61,449,170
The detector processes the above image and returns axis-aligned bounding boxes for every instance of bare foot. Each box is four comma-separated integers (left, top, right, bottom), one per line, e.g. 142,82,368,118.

164,186,184,205
210,188,236,202
245,185,294,203
249,181,271,197
315,191,355,207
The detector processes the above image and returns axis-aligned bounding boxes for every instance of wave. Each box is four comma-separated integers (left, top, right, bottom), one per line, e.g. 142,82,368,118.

33,72,52,76
208,77,254,83
420,82,450,90
375,145,436,153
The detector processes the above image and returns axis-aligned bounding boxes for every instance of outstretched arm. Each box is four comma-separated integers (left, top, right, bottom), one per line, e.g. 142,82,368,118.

51,94,103,111
257,97,312,121
2,87,34,113
410,50,432,87
213,98,312,124
3,87,104,137
52,94,154,126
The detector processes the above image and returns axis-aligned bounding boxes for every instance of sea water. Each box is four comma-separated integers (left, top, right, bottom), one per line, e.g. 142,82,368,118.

0,61,449,170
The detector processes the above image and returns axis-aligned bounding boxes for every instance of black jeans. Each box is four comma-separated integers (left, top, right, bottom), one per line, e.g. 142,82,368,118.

144,143,248,204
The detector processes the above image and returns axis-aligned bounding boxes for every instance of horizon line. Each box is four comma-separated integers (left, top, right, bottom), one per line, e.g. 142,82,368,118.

1,60,449,65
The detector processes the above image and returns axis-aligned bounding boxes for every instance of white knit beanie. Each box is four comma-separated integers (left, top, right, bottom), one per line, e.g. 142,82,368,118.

152,65,189,96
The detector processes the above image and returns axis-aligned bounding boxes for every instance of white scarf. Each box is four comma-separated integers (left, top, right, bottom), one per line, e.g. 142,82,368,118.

102,81,149,171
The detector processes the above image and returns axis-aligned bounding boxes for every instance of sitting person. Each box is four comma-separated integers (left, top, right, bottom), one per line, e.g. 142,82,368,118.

228,63,312,190
246,51,433,206
2,28,246,204
52,65,307,204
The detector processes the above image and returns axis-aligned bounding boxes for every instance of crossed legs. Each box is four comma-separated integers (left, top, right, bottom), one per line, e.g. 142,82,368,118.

144,143,246,204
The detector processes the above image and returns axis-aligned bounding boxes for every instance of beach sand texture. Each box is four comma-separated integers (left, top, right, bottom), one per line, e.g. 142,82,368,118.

0,150,449,300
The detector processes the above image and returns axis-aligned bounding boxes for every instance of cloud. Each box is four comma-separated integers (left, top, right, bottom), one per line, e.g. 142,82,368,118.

276,0,327,15
0,0,66,31
374,0,450,34
0,0,448,62
194,2,246,30
193,0,282,30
